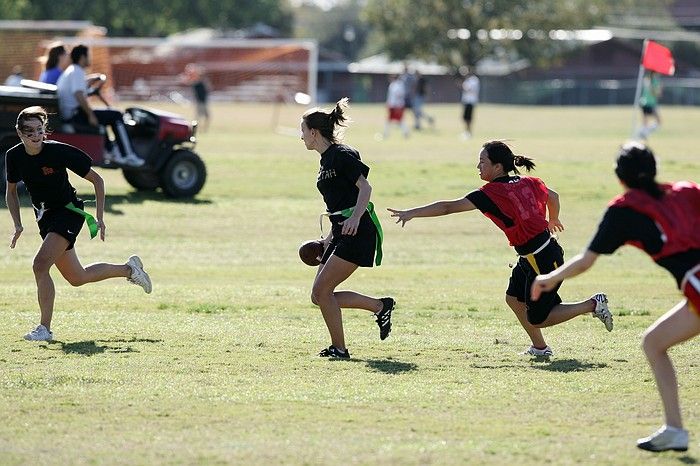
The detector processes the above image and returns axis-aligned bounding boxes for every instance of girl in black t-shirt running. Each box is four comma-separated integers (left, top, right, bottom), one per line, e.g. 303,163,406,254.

5,106,152,342
301,98,394,359
532,142,700,453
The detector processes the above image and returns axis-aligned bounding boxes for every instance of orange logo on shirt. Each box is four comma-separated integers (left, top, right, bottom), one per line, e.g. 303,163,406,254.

41,167,54,175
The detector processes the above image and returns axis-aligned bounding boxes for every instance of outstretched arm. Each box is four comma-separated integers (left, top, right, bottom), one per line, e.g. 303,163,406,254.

531,249,599,300
387,197,476,227
546,188,564,232
6,182,23,248
84,169,106,241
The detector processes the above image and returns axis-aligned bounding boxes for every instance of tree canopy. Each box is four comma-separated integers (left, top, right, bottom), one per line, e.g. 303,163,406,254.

293,0,368,61
0,0,293,37
361,0,673,68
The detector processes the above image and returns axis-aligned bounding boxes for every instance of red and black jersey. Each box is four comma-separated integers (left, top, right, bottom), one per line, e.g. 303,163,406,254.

466,175,549,249
610,182,700,260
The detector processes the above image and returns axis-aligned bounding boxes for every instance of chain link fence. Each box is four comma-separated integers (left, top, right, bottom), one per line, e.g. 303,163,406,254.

482,77,700,106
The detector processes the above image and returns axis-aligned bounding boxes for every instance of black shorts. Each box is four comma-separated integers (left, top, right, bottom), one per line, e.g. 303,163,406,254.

506,237,564,325
641,105,656,115
321,211,377,267
37,200,86,251
462,103,475,122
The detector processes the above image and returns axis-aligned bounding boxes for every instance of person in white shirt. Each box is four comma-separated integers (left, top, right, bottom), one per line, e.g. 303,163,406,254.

460,67,480,139
56,44,143,167
383,74,409,139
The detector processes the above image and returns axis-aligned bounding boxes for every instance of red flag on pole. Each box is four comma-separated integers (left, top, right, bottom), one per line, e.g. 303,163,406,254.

641,40,675,76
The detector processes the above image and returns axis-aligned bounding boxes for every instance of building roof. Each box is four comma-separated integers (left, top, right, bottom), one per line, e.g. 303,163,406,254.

0,20,100,32
348,54,448,76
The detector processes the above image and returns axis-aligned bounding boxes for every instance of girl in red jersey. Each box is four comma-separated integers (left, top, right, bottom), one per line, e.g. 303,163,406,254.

388,140,613,356
532,142,700,453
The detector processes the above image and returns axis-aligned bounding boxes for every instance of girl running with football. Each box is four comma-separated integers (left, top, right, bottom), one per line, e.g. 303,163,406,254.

388,140,612,356
532,142,700,452
301,98,394,359
5,106,152,341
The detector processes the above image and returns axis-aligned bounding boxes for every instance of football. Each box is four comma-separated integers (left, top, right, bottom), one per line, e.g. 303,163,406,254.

299,240,324,266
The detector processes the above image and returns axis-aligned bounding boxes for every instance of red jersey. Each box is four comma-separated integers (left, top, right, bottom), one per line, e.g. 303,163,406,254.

610,181,700,260
478,176,550,246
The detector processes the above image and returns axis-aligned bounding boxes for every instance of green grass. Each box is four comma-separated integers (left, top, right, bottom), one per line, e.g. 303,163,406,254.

1,102,699,465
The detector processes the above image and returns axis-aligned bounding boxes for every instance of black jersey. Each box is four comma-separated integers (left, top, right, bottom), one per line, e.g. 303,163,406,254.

589,206,700,286
5,140,92,210
316,143,369,214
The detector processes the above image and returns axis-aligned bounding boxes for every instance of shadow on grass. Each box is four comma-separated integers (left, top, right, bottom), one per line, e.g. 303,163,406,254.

678,455,698,464
102,337,163,344
45,337,162,356
470,363,523,370
324,357,418,374
531,358,609,373
0,190,212,212
364,359,418,374
103,191,212,215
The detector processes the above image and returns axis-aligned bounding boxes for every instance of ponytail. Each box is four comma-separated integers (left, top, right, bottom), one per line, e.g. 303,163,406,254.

482,140,535,174
513,154,536,173
303,97,351,144
329,97,349,128
636,176,664,199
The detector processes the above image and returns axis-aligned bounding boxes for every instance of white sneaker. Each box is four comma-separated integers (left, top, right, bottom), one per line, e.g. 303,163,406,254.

591,293,613,331
104,147,121,163
637,425,688,452
113,153,145,167
127,255,152,294
522,345,553,357
24,324,53,341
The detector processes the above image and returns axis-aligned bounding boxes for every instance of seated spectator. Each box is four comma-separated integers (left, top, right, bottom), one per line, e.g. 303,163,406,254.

39,43,70,85
56,44,143,167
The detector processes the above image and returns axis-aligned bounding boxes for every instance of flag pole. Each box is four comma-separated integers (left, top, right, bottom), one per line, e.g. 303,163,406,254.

631,39,648,138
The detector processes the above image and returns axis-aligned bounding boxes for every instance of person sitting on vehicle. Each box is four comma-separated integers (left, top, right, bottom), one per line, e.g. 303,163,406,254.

56,44,143,167
39,43,70,85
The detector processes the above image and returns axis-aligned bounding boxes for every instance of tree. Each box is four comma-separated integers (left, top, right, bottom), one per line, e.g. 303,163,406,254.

293,0,369,60
362,0,621,68
0,0,293,37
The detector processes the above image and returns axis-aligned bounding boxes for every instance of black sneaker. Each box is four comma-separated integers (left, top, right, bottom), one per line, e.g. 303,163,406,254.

375,297,395,340
318,345,350,359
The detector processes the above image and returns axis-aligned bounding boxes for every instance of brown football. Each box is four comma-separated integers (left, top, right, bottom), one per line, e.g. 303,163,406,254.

299,240,324,266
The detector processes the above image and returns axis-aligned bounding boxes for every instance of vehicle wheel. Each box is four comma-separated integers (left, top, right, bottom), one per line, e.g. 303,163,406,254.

123,169,160,191
159,149,206,198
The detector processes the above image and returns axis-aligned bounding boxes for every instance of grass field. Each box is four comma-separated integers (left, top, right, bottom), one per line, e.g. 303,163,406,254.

1,101,699,465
